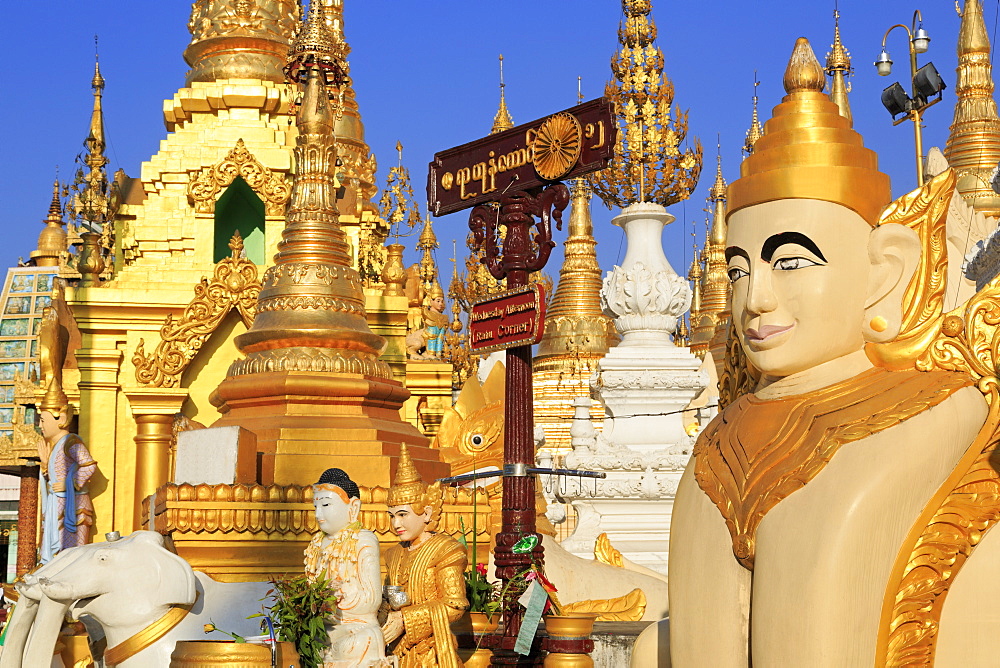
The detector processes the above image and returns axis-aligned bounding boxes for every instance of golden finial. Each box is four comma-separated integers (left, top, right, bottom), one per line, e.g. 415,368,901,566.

91,36,105,91
30,181,68,268
590,0,702,208
825,8,853,122
783,37,826,94
944,0,1000,217
417,214,441,303
675,315,689,347
491,54,514,134
743,74,763,157
378,141,420,239
708,141,727,202
577,75,584,104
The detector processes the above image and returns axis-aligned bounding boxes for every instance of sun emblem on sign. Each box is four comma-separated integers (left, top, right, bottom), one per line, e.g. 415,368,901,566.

532,112,582,181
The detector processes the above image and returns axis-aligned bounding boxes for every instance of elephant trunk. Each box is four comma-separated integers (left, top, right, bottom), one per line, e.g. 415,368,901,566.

22,596,70,666
0,597,39,668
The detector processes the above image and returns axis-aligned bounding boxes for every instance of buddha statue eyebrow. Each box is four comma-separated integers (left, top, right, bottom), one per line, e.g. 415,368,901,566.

761,231,827,262
725,246,750,263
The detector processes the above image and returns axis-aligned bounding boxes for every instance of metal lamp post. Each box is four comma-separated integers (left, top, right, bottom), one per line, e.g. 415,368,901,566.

875,9,946,187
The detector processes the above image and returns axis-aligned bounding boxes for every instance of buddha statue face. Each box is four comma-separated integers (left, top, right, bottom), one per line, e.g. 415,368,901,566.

387,503,431,543
726,198,919,380
313,486,361,537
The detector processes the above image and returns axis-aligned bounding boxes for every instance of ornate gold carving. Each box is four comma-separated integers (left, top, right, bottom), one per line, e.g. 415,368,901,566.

868,170,955,371
532,112,582,182
187,139,292,216
255,295,364,314
717,322,757,410
880,274,1000,665
695,368,971,569
133,233,260,388
594,532,625,568
228,348,392,379
589,0,702,208
561,588,647,622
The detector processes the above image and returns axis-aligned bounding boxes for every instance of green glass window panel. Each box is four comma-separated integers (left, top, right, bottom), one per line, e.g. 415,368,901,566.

0,342,26,359
0,409,13,424
214,176,265,265
4,297,30,315
30,339,37,357
0,363,23,381
35,274,54,293
31,319,40,335
24,406,36,427
0,319,29,337
0,386,12,403
33,295,51,312
9,275,33,293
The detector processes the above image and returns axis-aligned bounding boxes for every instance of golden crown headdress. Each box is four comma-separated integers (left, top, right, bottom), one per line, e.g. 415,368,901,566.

728,37,891,226
387,443,442,517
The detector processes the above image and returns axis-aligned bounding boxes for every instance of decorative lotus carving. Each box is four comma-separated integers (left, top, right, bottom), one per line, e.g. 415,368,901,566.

601,260,691,335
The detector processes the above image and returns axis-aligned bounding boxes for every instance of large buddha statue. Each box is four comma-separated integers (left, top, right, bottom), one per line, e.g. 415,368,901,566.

304,468,389,667
668,38,1000,667
381,444,468,667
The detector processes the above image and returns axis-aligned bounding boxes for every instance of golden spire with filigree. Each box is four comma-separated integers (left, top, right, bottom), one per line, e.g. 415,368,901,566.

590,0,702,208
228,1,388,379
944,0,1000,218
30,182,68,268
367,141,418,285
687,226,703,333
417,214,441,304
536,177,618,359
70,42,113,229
825,9,853,122
691,148,730,359
185,0,301,84
744,76,763,157
491,54,514,134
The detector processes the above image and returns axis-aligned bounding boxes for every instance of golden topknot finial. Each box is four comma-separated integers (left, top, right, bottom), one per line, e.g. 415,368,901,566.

783,37,826,94
728,37,890,225
387,443,429,508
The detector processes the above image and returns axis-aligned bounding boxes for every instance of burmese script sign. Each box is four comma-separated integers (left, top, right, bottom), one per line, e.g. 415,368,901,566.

469,285,546,354
428,97,616,216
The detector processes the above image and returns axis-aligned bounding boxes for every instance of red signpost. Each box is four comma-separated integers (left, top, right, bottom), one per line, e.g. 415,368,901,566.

429,99,616,666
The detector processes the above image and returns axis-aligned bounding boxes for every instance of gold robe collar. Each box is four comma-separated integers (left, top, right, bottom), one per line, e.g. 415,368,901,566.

694,367,971,570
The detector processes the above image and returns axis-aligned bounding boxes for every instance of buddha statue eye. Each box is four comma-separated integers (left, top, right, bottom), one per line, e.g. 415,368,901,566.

774,256,820,271
727,267,748,283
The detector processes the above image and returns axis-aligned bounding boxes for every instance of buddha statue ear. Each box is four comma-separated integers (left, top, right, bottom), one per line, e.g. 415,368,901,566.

347,497,362,522
863,223,921,344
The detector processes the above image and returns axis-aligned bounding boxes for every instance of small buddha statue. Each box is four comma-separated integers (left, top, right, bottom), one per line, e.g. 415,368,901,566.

304,468,389,667
668,38,1000,667
381,444,468,667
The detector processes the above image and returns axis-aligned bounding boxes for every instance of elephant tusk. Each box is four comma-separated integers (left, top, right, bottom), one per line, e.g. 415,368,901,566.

0,597,39,668
22,596,70,666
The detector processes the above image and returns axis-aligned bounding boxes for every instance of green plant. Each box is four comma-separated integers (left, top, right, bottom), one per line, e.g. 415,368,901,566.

264,575,338,668
464,563,501,616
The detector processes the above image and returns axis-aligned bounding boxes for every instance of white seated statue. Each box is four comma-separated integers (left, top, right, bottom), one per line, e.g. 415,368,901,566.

305,468,390,667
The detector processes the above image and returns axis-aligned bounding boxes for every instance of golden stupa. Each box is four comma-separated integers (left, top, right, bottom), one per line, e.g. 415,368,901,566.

945,0,1000,219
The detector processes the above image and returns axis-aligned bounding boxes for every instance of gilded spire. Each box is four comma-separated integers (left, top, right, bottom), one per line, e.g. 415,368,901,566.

687,229,703,329
184,0,301,84
825,9,853,122
535,177,618,358
743,76,763,157
944,0,1000,218
229,7,389,379
417,214,441,303
590,0,702,208
30,182,67,268
491,54,514,134
691,148,730,358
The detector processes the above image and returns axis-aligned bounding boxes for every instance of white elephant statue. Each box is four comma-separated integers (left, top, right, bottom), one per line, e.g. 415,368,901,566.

0,531,270,668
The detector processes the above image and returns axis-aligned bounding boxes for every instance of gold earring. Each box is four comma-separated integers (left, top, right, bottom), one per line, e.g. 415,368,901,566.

869,316,888,332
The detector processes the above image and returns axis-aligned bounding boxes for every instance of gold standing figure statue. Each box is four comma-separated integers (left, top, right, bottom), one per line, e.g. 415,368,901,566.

381,444,468,667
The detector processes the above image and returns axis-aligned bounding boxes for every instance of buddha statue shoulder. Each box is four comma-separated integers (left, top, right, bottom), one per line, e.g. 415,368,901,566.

381,444,468,667
305,468,390,668
668,38,1000,668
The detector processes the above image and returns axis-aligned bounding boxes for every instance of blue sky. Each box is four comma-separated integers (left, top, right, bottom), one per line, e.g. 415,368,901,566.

0,1,992,282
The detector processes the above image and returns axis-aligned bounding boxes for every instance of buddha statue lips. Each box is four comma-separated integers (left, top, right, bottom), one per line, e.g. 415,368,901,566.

666,36,1000,668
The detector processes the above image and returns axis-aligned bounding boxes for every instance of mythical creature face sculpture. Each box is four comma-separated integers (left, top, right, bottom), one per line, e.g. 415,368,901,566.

727,198,919,380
